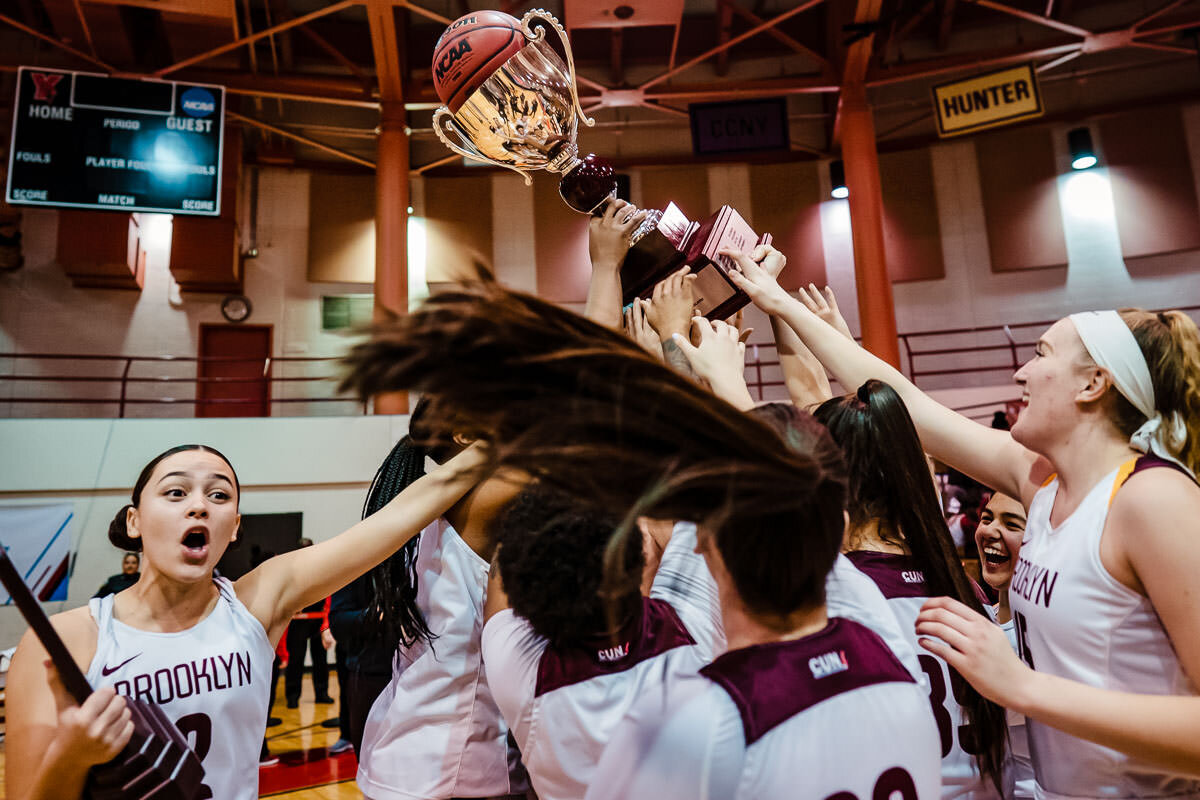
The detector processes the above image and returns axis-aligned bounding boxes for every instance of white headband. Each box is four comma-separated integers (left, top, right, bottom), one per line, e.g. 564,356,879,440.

1069,310,1191,475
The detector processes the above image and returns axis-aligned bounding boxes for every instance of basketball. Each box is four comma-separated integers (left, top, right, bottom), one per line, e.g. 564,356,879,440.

433,11,525,113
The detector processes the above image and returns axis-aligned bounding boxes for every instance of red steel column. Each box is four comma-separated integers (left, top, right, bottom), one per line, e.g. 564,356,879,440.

839,82,900,368
373,100,410,414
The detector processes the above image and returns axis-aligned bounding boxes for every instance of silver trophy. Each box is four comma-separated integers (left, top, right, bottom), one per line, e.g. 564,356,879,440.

433,11,598,197
430,9,758,320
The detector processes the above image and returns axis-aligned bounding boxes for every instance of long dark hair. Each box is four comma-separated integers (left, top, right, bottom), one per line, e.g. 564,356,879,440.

814,380,1007,792
340,282,845,625
361,399,458,653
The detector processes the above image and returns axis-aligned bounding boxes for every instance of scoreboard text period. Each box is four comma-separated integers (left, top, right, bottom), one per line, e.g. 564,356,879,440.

6,68,225,216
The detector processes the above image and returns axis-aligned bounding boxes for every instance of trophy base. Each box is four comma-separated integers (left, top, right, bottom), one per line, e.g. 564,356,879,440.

621,203,756,322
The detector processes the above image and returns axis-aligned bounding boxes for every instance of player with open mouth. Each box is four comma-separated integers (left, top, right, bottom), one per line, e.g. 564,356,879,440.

7,441,490,800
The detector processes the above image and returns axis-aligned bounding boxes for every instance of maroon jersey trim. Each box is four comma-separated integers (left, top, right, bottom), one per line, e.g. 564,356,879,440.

1128,454,1197,484
534,597,696,697
700,618,915,745
844,551,931,599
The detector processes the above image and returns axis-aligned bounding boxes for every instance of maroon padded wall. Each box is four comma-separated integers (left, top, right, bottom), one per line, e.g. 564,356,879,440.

975,126,1068,272
748,161,827,289
879,147,945,283
1100,107,1200,260
534,176,592,303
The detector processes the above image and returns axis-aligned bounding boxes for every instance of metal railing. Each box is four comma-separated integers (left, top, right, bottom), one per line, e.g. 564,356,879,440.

3,305,1198,418
0,353,365,417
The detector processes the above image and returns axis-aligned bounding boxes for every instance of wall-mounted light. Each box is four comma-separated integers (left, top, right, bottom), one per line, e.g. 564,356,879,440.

407,205,414,214
1068,127,1097,170
829,160,849,199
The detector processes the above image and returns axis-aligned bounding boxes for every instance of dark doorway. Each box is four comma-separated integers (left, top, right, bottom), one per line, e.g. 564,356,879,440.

197,323,272,417
216,512,303,581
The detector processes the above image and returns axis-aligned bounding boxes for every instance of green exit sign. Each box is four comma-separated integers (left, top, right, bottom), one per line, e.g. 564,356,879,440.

321,295,375,331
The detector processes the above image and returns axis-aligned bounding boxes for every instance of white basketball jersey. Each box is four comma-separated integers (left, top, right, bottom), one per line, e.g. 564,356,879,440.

481,523,719,800
358,520,517,800
86,577,274,800
846,551,998,800
827,553,923,683
1011,457,1200,800
585,617,942,800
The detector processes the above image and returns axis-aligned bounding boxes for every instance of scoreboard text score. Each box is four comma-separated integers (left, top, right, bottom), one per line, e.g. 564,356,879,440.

6,68,225,216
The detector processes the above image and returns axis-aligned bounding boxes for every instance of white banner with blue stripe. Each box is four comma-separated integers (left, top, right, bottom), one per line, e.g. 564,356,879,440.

0,503,74,604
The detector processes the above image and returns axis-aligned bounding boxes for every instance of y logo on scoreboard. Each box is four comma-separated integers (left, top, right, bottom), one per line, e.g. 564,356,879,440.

31,72,64,102
181,87,216,118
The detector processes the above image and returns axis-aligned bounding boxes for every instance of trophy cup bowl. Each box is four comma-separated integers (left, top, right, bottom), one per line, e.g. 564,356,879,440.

431,9,757,320
433,11,617,213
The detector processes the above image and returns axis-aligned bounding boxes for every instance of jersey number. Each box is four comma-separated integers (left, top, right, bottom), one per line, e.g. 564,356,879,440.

175,712,214,800
919,654,978,758
1013,611,1035,670
824,766,919,800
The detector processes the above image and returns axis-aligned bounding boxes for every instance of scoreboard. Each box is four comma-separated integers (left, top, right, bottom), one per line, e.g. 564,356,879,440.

6,67,225,216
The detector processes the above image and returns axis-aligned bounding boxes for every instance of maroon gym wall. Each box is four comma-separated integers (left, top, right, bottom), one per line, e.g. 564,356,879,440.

975,125,1069,273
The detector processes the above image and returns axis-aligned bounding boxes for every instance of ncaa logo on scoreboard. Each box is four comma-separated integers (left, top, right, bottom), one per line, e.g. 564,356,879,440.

181,87,216,118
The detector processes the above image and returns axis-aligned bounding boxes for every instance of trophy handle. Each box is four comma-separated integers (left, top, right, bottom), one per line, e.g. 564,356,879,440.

521,9,595,129
432,108,535,185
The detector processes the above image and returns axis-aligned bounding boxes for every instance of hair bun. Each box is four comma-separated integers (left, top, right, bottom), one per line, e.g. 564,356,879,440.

108,504,141,551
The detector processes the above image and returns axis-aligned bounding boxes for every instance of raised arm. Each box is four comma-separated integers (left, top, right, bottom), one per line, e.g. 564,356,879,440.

753,247,833,408
727,251,1040,503
236,444,486,644
625,299,665,362
585,199,647,330
644,266,701,380
917,587,1200,779
671,317,755,411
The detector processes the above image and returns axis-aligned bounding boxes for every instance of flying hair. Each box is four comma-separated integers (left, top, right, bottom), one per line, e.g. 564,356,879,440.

340,281,844,622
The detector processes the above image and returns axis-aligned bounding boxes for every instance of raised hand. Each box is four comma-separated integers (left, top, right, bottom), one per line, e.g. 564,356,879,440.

644,266,697,342
51,683,134,767
725,307,755,345
672,317,755,411
799,283,855,341
722,248,792,316
588,198,648,271
624,299,664,361
749,242,788,280
915,596,1032,708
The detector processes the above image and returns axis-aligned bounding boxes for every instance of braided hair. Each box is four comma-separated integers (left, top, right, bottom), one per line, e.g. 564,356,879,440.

361,398,455,654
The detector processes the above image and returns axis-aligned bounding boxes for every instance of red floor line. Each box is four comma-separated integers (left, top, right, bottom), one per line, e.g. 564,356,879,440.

259,746,359,795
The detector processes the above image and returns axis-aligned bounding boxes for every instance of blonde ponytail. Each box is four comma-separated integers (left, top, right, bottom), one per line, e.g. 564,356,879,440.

1118,309,1200,475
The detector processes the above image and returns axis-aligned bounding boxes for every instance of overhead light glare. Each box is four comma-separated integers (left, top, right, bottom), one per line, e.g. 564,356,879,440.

830,159,848,199
1068,127,1097,171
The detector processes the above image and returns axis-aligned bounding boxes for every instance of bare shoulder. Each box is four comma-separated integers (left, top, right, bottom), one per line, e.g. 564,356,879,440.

11,604,99,694
1111,467,1200,523
1105,466,1200,580
21,605,100,666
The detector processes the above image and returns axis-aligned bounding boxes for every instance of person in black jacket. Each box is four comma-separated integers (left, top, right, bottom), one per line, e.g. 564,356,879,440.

92,552,139,598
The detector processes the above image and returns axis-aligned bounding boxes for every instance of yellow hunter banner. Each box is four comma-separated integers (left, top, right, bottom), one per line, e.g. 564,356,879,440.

931,64,1044,138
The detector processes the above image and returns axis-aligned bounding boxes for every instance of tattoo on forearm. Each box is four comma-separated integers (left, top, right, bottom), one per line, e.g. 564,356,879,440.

661,339,699,380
